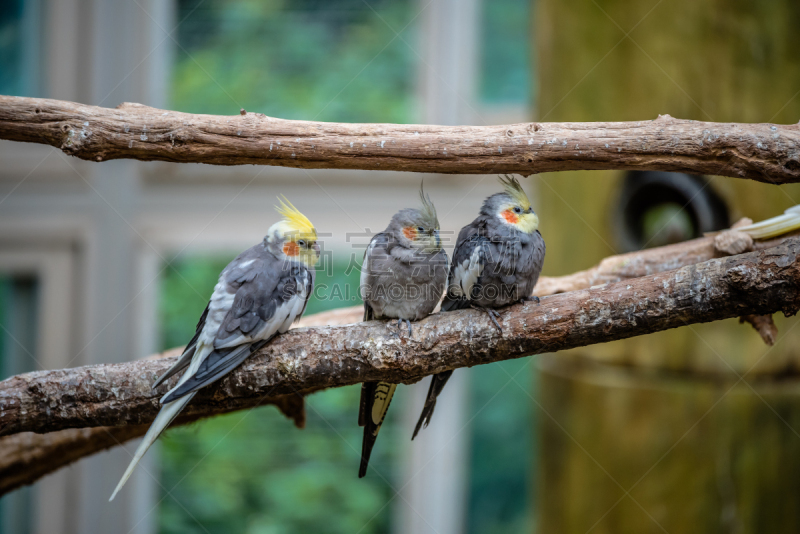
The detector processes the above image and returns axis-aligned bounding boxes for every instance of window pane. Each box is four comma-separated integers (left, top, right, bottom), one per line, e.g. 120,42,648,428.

478,0,532,105
0,274,39,534
0,0,42,97
0,275,39,379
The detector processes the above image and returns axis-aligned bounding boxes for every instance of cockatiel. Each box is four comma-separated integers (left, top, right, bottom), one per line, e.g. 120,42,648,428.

358,186,448,477
110,198,319,501
412,175,545,439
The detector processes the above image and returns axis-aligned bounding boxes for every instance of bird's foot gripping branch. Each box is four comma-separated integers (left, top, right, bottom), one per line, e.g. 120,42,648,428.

1,232,800,494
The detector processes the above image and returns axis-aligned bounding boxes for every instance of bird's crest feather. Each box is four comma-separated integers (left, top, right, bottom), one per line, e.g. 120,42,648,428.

418,183,439,229
498,175,531,209
275,196,317,239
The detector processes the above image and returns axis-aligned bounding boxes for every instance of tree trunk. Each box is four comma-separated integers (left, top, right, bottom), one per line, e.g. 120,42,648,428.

535,0,800,532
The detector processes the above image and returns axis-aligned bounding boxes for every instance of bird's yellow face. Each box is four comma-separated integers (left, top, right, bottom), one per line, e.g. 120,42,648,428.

274,197,320,267
498,201,539,234
496,175,539,234
281,232,320,266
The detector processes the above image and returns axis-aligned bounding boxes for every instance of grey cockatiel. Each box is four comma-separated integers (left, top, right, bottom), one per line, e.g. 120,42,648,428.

412,175,545,439
358,186,448,477
110,198,320,501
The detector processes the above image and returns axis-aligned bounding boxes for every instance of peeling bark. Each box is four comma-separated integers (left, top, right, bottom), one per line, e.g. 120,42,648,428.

3,237,800,439
1,96,800,183
1,232,797,494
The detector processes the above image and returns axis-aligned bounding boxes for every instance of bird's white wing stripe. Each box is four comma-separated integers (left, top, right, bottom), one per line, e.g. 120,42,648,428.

201,279,235,347
218,272,310,347
278,272,310,333
451,246,483,299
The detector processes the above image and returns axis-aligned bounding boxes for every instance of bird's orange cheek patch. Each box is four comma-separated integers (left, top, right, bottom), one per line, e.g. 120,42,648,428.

283,241,300,256
403,226,417,240
502,210,519,224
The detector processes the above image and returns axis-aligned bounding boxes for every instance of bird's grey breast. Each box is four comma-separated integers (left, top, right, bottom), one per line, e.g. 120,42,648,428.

363,235,447,320
475,226,545,306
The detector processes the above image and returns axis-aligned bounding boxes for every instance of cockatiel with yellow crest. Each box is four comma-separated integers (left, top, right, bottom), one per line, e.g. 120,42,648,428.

110,198,320,500
413,175,545,439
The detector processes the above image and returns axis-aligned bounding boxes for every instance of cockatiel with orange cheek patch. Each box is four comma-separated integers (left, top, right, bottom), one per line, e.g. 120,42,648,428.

358,185,448,477
110,198,319,501
412,175,545,439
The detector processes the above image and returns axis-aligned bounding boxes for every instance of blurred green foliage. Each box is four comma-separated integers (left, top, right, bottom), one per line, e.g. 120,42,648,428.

466,359,535,534
171,0,418,123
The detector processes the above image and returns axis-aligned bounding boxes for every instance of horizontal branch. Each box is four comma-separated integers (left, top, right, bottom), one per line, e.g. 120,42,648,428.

1,96,799,183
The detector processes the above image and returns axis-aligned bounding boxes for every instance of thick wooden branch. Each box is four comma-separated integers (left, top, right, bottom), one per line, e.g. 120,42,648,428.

1,231,796,493
1,96,799,183
3,236,800,440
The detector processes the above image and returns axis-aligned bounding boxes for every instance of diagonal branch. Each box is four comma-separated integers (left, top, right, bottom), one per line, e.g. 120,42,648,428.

1,95,799,183
1,231,798,493
3,236,799,438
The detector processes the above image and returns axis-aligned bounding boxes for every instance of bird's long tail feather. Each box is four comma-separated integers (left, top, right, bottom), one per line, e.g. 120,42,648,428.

412,370,453,440
109,392,196,501
358,381,396,478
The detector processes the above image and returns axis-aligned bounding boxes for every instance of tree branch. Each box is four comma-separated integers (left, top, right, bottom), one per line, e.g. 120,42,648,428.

1,231,797,493
3,236,799,439
1,96,799,183
0,393,306,496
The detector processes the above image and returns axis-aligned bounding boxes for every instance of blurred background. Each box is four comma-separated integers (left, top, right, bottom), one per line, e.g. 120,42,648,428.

1,0,800,533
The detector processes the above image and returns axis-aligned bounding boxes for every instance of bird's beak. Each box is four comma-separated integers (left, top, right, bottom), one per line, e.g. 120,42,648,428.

434,229,441,250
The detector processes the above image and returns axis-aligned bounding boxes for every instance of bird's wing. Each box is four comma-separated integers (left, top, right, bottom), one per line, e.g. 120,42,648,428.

527,230,546,294
442,233,487,311
361,233,390,320
214,253,315,349
162,264,313,403
152,303,210,388
418,223,486,440
412,247,449,316
359,233,386,430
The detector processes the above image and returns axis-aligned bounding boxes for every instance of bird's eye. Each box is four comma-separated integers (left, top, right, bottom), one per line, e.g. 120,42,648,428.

513,207,522,214
417,226,425,233
297,240,306,247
